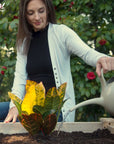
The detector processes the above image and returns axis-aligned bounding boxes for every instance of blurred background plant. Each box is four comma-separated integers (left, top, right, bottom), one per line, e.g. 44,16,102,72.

0,0,19,101
0,0,114,121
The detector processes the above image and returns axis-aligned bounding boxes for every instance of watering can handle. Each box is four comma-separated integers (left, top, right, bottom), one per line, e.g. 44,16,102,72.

99,68,106,88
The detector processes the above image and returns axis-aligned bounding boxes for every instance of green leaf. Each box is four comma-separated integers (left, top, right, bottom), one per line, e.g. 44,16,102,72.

85,90,90,97
0,37,2,42
8,92,22,116
57,82,67,103
91,88,96,95
33,105,47,115
2,22,8,30
9,19,19,29
0,17,8,24
45,87,60,111
57,99,67,121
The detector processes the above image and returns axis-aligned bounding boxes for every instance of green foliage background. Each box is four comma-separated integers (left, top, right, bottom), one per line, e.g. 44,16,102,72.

0,0,114,121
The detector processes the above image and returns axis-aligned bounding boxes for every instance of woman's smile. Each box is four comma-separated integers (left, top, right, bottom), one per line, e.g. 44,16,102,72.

34,21,41,26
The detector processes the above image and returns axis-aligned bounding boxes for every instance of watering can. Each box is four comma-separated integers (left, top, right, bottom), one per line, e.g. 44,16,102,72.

69,69,114,116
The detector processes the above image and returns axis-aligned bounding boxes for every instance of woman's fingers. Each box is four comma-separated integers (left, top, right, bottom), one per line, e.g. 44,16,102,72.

4,106,18,123
96,57,114,77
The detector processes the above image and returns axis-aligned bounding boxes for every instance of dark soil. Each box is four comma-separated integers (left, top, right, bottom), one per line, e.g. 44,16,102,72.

0,129,114,144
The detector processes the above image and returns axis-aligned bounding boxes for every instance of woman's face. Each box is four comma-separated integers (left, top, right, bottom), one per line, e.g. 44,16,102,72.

26,0,48,32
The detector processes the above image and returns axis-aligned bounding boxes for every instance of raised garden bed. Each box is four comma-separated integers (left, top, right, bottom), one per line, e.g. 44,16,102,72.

0,118,114,144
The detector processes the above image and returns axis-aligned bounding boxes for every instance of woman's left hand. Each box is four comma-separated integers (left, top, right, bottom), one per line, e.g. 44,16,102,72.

96,57,114,77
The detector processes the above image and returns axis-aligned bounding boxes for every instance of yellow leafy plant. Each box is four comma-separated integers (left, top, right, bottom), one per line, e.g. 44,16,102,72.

8,80,67,135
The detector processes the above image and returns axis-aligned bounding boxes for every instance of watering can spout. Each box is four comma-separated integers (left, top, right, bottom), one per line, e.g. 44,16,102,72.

69,97,104,112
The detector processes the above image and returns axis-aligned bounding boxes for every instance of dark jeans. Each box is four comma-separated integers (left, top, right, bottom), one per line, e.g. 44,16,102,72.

0,102,63,122
0,102,9,122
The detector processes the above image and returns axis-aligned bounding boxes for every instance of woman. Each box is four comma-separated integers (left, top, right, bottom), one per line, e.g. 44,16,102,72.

1,0,114,123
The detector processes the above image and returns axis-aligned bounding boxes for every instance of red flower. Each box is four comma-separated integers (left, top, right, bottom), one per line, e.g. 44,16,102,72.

99,39,107,45
71,2,74,5
2,66,7,70
69,4,72,8
1,71,5,75
0,66,7,75
86,3,93,8
63,0,67,2
87,72,96,80
59,17,62,21
13,16,18,20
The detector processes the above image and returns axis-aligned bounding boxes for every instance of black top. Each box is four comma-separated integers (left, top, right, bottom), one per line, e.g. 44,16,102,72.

26,24,56,92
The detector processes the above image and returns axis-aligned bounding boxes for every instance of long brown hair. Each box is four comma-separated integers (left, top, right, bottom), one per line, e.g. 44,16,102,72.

17,0,56,54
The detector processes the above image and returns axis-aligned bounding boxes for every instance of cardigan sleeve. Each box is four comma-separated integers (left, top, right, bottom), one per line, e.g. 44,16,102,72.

60,24,106,67
9,51,27,109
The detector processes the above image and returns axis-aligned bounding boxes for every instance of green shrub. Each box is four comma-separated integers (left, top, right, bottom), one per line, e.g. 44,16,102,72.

0,0,113,121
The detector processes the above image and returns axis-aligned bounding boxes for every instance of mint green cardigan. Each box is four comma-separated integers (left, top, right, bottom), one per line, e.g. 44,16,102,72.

10,23,106,122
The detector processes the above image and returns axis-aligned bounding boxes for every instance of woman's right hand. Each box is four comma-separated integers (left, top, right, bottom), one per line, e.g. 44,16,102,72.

4,106,18,123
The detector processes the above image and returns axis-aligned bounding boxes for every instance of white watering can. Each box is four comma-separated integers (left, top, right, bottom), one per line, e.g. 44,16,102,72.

69,69,114,116
57,69,114,134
